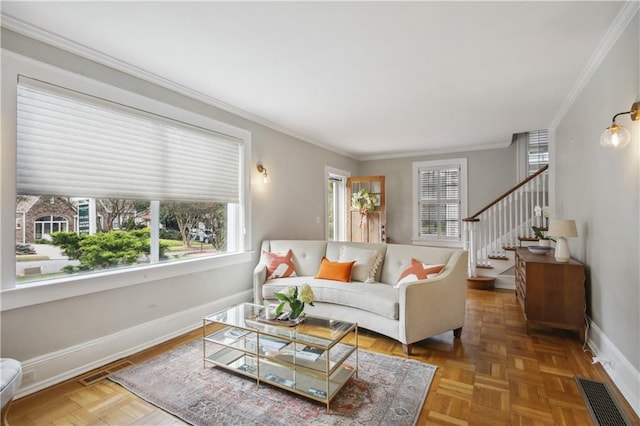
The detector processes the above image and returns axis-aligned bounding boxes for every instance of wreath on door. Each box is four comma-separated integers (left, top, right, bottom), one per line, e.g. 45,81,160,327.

351,189,377,228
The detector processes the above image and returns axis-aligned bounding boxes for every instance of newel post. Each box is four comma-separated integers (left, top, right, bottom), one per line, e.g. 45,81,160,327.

463,218,479,277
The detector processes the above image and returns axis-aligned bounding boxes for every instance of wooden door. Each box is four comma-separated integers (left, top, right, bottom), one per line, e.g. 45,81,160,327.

346,176,386,243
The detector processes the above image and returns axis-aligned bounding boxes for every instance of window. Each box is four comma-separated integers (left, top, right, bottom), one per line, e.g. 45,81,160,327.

527,129,549,176
325,167,349,241
412,159,467,244
34,215,69,240
12,75,248,285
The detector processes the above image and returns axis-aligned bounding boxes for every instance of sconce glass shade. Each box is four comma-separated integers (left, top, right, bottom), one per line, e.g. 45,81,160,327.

256,163,269,184
600,123,631,150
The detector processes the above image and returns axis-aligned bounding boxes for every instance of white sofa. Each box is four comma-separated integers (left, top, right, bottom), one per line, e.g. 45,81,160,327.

253,240,468,355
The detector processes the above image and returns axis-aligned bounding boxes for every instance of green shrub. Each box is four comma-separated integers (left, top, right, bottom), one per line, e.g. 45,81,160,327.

159,229,182,240
51,228,167,271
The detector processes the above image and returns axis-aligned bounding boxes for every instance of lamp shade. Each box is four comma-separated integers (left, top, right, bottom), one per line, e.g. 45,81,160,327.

600,124,631,150
547,219,578,238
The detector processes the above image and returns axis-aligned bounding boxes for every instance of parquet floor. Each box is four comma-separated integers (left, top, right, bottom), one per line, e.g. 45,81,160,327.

5,289,639,425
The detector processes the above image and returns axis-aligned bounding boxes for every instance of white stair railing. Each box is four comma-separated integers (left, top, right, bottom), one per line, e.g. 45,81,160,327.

463,165,548,277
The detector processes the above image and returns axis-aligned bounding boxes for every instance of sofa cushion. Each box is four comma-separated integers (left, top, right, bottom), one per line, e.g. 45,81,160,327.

263,249,297,279
381,244,456,285
266,240,327,277
396,258,445,286
337,245,381,282
315,257,355,282
326,241,387,282
262,277,398,320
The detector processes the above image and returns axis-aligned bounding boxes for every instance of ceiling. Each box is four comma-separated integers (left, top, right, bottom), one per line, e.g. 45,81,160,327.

1,1,626,159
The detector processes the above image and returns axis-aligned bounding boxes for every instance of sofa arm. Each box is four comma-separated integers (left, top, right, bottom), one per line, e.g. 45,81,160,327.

253,262,267,305
397,250,468,344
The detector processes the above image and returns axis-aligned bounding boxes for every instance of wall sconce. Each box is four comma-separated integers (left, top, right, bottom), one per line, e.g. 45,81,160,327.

600,101,638,150
256,162,269,184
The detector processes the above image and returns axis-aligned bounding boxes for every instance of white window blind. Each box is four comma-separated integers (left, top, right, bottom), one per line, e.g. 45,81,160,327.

17,76,241,203
418,164,461,239
527,129,549,176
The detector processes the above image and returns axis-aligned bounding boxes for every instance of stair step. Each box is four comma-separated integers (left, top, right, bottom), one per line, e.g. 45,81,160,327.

467,276,495,290
476,264,493,269
518,237,538,242
503,246,517,251
488,255,509,260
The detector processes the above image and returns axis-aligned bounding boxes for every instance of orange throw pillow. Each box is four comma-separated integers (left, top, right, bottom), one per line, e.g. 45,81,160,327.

315,257,356,283
263,249,297,279
396,258,445,286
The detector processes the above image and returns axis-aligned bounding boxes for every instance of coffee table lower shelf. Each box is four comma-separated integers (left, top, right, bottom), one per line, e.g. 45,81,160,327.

204,348,356,408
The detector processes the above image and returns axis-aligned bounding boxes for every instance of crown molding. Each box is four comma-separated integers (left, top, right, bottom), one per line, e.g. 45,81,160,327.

0,13,358,160
1,13,534,163
359,141,511,162
550,1,640,130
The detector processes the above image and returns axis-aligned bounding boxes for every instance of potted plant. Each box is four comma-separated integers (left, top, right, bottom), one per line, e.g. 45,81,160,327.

532,226,555,247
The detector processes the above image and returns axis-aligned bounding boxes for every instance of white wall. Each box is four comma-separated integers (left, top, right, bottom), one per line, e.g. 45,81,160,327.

0,28,358,394
553,12,639,412
360,145,517,244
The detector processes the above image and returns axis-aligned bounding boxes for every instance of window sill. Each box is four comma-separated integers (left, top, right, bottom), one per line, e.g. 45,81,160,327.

412,239,464,249
0,251,253,312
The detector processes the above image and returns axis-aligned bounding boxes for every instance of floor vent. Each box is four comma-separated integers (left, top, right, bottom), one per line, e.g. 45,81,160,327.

78,360,133,386
575,376,631,426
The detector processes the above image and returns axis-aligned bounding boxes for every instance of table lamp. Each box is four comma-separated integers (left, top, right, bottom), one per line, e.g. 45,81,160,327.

547,219,578,262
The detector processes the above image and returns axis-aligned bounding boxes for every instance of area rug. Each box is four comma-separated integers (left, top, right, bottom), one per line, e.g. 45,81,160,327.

109,340,436,425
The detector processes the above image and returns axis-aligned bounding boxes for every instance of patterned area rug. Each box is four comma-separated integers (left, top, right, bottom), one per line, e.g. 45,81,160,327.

109,340,436,425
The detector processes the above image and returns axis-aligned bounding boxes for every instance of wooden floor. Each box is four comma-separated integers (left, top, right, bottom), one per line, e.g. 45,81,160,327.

6,289,639,425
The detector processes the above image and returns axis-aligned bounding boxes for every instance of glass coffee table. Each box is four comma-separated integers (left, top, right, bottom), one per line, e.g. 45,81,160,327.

202,303,358,410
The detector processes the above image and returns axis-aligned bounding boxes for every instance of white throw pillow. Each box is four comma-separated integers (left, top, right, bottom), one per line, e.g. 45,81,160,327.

338,246,380,282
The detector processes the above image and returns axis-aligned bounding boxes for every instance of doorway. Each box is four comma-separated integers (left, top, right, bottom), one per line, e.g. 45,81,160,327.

326,166,349,241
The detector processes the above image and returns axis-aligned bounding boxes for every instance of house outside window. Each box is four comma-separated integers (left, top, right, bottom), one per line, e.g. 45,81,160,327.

412,158,468,245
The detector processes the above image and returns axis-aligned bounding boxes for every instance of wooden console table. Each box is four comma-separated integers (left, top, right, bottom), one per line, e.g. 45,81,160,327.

514,248,586,342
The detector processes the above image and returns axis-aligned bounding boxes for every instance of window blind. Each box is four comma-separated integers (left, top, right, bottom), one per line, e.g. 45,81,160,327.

17,76,241,203
527,129,549,176
418,165,461,239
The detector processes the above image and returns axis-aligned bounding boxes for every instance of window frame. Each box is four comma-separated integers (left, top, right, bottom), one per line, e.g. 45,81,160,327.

412,158,468,247
325,166,350,242
526,129,549,176
1,50,252,308
516,129,549,181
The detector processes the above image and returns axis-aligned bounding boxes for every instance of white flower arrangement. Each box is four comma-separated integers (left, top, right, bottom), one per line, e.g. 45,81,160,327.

274,284,315,319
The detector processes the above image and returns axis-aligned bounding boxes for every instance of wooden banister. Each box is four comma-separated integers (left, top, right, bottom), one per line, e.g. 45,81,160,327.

463,165,548,221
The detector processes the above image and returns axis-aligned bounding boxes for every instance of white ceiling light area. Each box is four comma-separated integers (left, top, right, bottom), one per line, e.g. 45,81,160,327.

0,1,627,159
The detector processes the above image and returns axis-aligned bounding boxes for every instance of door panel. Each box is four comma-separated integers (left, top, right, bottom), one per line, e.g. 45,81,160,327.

346,176,386,243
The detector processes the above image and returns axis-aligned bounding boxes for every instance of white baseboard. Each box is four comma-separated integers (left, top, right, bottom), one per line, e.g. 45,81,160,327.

15,289,252,399
587,318,640,418
494,274,515,290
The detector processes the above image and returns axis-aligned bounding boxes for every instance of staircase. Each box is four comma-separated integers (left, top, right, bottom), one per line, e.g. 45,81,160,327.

462,165,549,289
